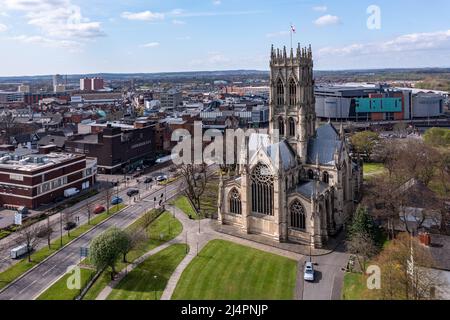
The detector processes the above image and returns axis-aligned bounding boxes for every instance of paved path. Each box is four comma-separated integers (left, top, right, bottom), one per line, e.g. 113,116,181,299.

91,202,348,301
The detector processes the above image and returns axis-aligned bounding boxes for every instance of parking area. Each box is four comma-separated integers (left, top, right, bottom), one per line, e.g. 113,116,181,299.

0,209,18,229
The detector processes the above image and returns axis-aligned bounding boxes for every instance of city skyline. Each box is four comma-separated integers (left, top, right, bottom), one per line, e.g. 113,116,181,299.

0,0,450,76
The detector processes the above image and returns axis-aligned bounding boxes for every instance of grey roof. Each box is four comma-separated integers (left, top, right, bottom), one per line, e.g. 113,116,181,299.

295,180,329,198
38,135,68,148
248,134,297,171
307,123,343,166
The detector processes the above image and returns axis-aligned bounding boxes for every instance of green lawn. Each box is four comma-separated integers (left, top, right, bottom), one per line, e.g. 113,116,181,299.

171,196,200,220
0,204,125,291
342,272,374,300
82,211,183,300
363,163,385,176
37,268,96,300
107,244,188,300
172,240,297,300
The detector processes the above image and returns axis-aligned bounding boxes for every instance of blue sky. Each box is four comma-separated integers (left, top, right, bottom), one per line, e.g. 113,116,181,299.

0,0,449,76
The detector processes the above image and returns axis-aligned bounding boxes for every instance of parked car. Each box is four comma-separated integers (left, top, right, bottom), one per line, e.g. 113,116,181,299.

53,196,65,204
64,221,77,231
156,175,168,182
17,206,29,216
144,177,153,184
127,189,140,197
111,196,123,205
132,172,142,178
93,205,106,215
304,261,315,282
64,188,80,198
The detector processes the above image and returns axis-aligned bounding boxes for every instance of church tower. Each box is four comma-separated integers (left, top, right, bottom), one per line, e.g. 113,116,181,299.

269,43,316,161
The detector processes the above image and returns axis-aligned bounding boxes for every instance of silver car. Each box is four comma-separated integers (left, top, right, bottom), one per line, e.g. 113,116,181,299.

304,261,315,282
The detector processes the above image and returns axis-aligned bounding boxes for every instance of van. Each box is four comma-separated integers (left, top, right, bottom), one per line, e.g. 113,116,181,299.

11,245,28,259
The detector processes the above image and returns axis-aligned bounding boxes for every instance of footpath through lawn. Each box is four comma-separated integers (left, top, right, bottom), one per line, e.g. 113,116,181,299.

172,239,298,300
107,244,188,300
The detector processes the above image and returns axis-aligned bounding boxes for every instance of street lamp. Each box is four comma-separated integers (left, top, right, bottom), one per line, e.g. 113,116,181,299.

153,275,158,300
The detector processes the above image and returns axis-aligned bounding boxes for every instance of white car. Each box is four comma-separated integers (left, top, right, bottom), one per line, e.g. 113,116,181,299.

156,175,168,182
304,261,315,282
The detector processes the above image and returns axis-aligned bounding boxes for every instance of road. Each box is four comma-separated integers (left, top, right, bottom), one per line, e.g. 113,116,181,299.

0,166,176,272
0,179,183,300
300,242,349,300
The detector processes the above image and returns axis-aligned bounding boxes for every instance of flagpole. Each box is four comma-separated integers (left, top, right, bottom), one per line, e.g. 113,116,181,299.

290,23,293,50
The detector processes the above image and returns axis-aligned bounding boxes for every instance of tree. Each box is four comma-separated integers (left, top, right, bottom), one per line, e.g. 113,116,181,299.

0,111,17,144
350,131,380,161
347,206,381,271
62,211,75,237
423,127,450,148
178,163,207,213
373,233,442,300
89,227,127,280
16,222,42,262
104,182,114,214
121,229,147,263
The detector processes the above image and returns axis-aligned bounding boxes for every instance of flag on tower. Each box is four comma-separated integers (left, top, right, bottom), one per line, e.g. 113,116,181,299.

291,24,296,33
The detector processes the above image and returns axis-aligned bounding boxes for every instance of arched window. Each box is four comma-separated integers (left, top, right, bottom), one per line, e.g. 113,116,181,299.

307,169,314,180
322,171,330,184
251,163,274,216
289,117,295,137
278,117,285,136
290,200,306,230
276,79,284,106
289,78,297,106
229,188,242,215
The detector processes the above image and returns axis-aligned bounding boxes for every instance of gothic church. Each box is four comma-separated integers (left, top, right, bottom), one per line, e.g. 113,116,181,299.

218,44,363,248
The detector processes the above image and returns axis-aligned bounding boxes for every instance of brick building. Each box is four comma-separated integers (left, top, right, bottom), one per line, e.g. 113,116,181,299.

0,150,97,209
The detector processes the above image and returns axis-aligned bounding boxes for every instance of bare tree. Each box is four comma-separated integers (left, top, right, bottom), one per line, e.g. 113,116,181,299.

62,211,75,237
178,163,207,213
347,231,379,272
104,182,114,214
16,222,43,262
374,234,443,300
0,111,17,144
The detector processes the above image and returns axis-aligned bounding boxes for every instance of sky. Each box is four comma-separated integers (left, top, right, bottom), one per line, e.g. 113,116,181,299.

0,0,450,76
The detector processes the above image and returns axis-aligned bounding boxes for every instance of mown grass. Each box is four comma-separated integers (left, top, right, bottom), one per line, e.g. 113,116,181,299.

170,175,219,219
363,163,386,178
0,204,125,291
107,244,188,300
82,211,183,300
172,240,297,300
37,268,96,300
342,272,375,300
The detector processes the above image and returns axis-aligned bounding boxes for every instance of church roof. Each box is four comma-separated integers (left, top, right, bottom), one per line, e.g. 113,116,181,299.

307,123,343,166
248,134,297,171
295,180,329,198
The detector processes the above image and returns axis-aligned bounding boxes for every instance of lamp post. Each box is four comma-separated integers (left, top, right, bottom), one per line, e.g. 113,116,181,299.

153,275,158,300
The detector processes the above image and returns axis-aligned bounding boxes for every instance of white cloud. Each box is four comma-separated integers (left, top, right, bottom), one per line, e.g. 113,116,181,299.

11,34,81,50
172,19,186,25
313,5,328,12
318,29,450,57
0,0,105,43
121,10,165,21
213,0,222,5
266,31,289,38
176,36,191,40
141,42,160,48
314,14,340,27
0,23,7,32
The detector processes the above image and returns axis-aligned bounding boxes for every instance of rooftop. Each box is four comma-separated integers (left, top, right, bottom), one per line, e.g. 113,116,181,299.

0,152,83,172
